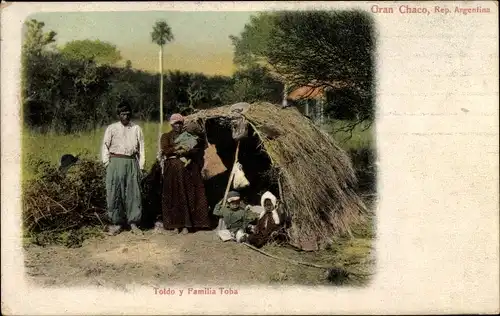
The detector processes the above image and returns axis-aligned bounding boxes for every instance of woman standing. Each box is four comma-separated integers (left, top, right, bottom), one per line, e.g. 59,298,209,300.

159,113,210,234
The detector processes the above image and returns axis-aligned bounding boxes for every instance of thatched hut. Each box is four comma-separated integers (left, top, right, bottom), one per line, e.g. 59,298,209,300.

185,102,368,251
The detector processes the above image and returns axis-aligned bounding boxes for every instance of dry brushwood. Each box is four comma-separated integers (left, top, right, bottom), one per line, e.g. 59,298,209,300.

23,156,108,233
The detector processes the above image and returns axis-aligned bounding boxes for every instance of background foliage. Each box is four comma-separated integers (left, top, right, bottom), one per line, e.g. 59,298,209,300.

22,11,374,134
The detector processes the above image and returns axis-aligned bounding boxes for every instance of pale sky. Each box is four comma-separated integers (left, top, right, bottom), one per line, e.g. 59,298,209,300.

27,11,255,76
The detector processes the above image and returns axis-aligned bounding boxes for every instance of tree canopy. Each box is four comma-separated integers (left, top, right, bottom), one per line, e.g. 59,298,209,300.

230,10,375,124
59,39,122,65
222,64,283,104
229,13,276,70
151,20,174,46
22,19,57,56
21,19,234,134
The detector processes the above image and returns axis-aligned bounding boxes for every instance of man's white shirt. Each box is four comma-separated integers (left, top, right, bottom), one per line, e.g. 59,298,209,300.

101,121,145,170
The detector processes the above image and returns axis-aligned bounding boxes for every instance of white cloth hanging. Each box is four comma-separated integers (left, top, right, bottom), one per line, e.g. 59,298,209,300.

232,162,250,189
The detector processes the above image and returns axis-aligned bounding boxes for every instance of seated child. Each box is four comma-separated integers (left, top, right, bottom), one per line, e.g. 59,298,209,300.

213,191,260,242
247,191,284,248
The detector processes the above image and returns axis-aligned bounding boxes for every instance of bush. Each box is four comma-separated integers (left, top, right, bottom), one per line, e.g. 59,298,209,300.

22,154,160,246
22,155,108,235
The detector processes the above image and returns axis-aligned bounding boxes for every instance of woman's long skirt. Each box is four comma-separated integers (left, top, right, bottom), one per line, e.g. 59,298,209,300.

161,158,210,230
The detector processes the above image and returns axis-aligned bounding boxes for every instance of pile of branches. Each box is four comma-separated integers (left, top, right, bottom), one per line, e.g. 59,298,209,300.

22,156,108,233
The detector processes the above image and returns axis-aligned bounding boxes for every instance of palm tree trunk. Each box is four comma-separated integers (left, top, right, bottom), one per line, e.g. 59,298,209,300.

158,45,164,151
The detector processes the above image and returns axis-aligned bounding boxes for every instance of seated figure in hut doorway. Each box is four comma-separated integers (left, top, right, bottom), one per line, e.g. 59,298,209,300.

157,113,211,234
247,191,285,248
213,191,260,242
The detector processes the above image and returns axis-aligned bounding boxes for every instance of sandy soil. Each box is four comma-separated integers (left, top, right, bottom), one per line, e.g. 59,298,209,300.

24,229,375,290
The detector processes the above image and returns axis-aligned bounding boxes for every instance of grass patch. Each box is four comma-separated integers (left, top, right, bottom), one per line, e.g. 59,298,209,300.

263,233,374,286
22,121,171,182
326,120,374,151
261,209,375,286
24,226,105,248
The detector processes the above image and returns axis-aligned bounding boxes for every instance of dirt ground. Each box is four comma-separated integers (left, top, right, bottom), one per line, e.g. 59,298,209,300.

24,228,375,289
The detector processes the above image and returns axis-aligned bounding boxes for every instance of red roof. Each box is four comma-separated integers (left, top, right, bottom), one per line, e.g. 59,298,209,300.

287,81,349,100
287,86,325,100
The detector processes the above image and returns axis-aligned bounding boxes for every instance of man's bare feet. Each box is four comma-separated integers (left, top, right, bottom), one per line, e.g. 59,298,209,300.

130,223,143,235
181,227,189,235
107,225,122,236
154,221,165,233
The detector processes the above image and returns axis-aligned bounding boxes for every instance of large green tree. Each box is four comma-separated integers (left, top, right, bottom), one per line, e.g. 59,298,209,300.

59,39,122,65
22,20,115,132
230,11,375,127
221,64,283,104
22,19,57,56
229,13,275,69
229,13,288,105
22,19,57,128
22,19,57,101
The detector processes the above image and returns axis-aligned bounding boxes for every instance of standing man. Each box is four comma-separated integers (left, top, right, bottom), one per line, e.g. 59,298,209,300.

102,101,145,235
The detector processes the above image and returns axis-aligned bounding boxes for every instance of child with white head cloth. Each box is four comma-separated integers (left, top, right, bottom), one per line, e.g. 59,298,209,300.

259,191,281,226
247,191,284,248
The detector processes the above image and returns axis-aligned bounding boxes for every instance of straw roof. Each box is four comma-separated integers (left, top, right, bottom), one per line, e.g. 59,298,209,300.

187,102,367,250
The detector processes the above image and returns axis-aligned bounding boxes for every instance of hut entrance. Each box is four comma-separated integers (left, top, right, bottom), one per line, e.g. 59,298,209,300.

202,117,280,211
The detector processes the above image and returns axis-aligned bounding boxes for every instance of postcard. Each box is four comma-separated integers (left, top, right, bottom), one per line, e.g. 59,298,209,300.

1,1,498,315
